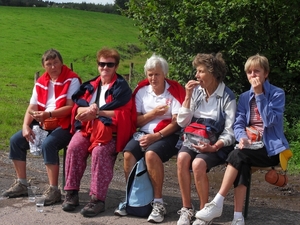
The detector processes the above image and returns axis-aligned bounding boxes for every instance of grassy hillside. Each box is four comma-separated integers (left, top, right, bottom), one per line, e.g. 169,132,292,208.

0,6,147,150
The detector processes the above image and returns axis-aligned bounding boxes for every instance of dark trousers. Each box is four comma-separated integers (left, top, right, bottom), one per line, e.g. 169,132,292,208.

227,147,279,188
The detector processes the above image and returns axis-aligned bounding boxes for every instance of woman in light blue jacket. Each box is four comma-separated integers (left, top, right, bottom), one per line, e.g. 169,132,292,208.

196,54,290,225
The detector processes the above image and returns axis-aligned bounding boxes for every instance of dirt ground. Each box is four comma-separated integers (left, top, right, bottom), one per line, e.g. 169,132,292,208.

0,150,300,225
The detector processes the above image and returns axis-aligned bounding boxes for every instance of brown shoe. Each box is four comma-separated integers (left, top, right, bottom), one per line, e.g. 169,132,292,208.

80,195,105,217
43,186,61,206
1,179,29,198
62,190,79,212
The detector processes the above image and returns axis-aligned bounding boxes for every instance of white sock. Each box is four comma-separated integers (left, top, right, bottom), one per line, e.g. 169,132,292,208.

213,193,225,208
234,212,243,220
153,198,163,204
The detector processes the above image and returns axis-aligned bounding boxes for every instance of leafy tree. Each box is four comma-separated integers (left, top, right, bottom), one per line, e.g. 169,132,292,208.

115,0,128,10
125,0,300,123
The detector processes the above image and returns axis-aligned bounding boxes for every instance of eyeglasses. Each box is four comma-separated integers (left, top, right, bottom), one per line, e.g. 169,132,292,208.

97,62,116,68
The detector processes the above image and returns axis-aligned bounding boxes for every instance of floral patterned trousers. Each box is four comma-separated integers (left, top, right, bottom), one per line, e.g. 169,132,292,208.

64,131,117,201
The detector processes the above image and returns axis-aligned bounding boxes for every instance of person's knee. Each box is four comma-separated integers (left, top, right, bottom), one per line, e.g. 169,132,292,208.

228,148,241,158
124,151,134,161
123,151,136,173
145,150,161,164
192,158,207,174
9,131,28,160
10,134,18,145
177,152,191,168
42,144,59,164
10,131,23,147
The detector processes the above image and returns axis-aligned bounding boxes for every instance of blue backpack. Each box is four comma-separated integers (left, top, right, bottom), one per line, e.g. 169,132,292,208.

119,157,154,217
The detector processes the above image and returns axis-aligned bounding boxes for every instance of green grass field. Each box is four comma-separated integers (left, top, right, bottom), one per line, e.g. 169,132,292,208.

1,7,298,174
0,6,147,150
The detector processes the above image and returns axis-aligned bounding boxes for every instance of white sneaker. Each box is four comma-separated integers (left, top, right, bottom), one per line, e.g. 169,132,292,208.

192,218,213,225
114,201,128,216
147,201,167,223
195,201,223,221
231,217,245,225
177,207,195,225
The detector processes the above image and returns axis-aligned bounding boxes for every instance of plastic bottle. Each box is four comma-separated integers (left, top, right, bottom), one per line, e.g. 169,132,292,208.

133,132,146,152
29,125,42,156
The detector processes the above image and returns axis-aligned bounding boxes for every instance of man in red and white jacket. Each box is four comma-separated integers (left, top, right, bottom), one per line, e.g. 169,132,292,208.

1,49,81,206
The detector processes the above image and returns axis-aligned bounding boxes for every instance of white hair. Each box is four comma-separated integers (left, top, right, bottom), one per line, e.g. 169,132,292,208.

144,53,169,75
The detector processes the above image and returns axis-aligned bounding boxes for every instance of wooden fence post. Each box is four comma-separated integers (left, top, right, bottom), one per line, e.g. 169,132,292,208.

129,62,134,83
34,71,40,83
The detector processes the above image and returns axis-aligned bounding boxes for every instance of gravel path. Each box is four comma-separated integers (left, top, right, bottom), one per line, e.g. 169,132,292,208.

0,151,300,225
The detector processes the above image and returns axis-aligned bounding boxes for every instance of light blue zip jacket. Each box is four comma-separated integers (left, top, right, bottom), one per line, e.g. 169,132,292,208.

234,80,289,156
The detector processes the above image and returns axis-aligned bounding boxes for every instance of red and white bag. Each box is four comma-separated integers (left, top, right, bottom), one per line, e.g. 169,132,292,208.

182,123,210,152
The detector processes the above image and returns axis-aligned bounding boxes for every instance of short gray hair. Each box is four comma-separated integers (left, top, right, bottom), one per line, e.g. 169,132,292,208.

144,54,169,76
42,48,63,66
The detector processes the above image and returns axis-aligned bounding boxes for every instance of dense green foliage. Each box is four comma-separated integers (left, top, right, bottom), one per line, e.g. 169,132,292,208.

125,0,300,172
0,6,145,150
115,0,129,10
125,0,300,115
124,0,300,94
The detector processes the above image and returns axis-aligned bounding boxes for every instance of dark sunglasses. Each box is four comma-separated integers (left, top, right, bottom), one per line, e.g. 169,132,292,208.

97,62,116,68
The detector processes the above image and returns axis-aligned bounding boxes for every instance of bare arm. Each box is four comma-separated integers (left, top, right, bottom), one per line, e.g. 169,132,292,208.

137,105,169,127
75,103,115,122
30,99,74,122
139,114,180,149
182,80,199,109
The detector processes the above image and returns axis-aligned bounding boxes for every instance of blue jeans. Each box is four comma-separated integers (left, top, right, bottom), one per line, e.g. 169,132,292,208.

9,125,72,165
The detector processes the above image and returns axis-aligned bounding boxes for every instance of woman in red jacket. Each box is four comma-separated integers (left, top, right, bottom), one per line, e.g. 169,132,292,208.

62,47,135,218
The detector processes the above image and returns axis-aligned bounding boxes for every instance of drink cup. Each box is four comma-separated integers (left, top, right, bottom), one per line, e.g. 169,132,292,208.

27,186,38,202
133,132,146,151
35,195,46,212
133,132,144,141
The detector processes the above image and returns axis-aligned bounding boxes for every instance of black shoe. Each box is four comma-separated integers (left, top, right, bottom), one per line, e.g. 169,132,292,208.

80,195,105,217
62,190,79,212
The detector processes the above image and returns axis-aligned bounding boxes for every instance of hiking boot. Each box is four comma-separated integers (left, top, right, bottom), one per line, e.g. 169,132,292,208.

62,190,79,212
1,179,29,198
114,201,128,216
80,195,105,217
147,201,167,223
195,201,223,222
43,186,62,206
231,217,245,225
177,206,195,225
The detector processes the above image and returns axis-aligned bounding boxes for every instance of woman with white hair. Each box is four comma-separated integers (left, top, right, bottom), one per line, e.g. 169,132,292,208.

114,54,185,223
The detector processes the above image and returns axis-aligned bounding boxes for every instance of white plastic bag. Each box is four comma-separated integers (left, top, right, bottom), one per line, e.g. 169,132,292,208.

183,133,210,153
29,125,48,156
234,141,264,150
